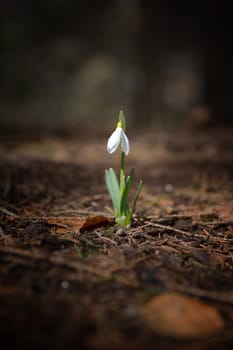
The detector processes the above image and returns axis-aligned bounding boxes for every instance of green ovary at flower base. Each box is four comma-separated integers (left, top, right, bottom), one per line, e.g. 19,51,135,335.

105,110,143,227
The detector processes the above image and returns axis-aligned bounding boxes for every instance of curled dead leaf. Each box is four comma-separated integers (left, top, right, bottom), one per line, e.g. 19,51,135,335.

80,215,113,232
43,216,86,234
43,215,112,234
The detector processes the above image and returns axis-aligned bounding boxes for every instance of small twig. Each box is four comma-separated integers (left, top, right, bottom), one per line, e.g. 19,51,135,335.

144,221,191,236
95,231,117,245
0,245,109,278
130,223,154,234
0,207,20,218
148,214,192,220
194,221,233,227
173,284,233,305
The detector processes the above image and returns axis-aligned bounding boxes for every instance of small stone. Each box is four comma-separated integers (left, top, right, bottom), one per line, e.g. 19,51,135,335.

164,184,174,193
61,280,70,289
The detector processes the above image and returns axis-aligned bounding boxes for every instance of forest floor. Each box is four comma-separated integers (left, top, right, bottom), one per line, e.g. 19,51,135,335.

0,126,232,350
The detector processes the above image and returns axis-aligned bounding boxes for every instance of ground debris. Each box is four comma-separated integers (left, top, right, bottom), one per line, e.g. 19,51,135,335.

0,128,233,349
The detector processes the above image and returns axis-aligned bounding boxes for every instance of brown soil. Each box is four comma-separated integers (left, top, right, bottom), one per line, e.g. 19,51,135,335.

0,127,232,350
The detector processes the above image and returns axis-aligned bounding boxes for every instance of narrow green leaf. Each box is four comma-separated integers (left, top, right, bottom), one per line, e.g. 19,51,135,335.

120,169,134,213
120,176,131,214
105,168,120,214
130,180,143,220
129,168,135,184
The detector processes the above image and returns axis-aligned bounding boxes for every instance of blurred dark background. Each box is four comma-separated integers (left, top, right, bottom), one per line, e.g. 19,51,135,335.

1,0,233,135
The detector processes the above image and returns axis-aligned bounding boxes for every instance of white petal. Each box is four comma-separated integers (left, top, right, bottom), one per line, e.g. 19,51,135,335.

121,130,130,155
107,127,122,154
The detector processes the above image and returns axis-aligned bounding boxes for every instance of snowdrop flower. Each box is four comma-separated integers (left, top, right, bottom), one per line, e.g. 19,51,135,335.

105,110,142,228
107,121,130,155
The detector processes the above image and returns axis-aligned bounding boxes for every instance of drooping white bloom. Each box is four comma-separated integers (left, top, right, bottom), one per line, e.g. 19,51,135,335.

107,126,130,155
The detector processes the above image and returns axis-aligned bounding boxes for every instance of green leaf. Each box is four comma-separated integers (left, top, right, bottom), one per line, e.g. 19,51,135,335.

120,176,131,214
105,168,120,214
120,168,134,215
129,168,135,185
130,180,143,219
116,215,131,228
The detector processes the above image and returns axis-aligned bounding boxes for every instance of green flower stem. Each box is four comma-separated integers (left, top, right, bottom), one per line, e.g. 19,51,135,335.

120,150,125,198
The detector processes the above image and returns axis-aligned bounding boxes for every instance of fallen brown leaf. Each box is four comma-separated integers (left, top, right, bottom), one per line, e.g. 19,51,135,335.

80,215,113,232
141,292,224,338
43,215,86,233
43,215,112,233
